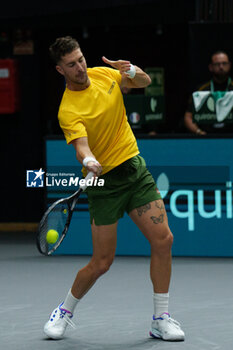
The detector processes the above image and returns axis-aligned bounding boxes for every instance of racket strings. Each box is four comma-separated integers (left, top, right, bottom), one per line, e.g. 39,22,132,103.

38,202,70,254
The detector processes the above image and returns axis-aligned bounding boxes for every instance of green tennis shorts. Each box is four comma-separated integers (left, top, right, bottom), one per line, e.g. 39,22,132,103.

86,155,162,225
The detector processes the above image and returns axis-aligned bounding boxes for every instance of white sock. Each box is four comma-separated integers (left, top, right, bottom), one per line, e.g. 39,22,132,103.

62,289,80,314
153,292,169,318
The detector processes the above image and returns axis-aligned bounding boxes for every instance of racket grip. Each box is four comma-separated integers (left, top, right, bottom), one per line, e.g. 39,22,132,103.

80,171,95,191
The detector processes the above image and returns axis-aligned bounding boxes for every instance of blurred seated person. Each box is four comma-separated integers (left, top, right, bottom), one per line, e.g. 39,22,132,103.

184,51,233,134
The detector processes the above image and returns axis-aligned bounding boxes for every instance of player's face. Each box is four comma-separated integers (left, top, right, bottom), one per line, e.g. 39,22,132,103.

209,53,231,82
56,48,89,89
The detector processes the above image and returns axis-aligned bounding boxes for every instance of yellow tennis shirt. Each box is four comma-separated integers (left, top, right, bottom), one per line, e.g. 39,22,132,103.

58,67,139,174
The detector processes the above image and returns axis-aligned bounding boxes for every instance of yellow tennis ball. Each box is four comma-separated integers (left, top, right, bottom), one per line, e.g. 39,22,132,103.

63,209,67,214
46,229,59,244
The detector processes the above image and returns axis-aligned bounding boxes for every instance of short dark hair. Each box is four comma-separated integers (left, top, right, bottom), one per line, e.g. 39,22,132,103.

210,50,230,63
49,36,80,64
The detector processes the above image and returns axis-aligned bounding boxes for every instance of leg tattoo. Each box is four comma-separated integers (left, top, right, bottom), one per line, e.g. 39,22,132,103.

137,203,151,217
150,214,164,224
155,199,165,210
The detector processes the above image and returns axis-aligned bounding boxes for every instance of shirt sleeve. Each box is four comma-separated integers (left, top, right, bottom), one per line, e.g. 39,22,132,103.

106,68,122,86
58,112,87,144
94,67,122,86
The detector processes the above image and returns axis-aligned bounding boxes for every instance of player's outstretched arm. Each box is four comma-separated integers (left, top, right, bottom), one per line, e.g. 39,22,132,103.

71,137,102,176
102,56,151,89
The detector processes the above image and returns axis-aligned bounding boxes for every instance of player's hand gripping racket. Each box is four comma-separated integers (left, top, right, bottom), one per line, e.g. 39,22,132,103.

36,172,94,255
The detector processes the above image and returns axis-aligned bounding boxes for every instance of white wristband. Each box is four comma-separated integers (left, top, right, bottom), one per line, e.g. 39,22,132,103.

126,64,136,79
83,156,97,167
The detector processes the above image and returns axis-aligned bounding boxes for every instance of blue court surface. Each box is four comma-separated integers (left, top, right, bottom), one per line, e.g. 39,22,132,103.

1,231,233,350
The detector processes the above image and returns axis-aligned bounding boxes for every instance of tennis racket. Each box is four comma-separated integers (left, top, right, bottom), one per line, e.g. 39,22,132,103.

36,171,94,256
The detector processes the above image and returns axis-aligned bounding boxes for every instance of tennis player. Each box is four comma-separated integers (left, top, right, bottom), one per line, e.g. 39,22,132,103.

44,36,185,341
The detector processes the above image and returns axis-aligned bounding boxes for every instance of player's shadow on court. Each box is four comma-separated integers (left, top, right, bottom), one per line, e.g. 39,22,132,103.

42,337,165,350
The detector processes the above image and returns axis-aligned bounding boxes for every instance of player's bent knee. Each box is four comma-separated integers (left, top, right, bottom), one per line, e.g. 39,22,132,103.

151,230,173,254
96,261,112,276
167,231,174,248
160,232,173,253
93,256,114,278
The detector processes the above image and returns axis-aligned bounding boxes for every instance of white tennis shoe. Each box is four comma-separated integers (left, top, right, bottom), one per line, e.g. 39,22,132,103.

44,303,76,339
150,313,185,341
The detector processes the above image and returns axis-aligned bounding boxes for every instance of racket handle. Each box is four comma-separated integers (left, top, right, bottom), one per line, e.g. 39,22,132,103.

80,171,95,191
